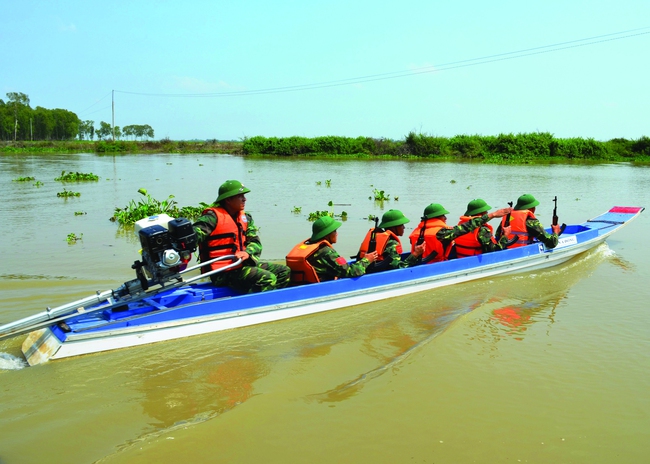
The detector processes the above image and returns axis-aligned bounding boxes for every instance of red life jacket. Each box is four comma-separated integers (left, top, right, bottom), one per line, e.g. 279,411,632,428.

455,216,495,258
502,210,536,248
357,229,402,260
285,239,333,284
408,218,452,263
200,207,248,272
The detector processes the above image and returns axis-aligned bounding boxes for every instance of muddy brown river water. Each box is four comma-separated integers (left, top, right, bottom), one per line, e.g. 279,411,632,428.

1,153,648,463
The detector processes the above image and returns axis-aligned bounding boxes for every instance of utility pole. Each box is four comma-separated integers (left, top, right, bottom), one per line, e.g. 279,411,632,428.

111,90,115,142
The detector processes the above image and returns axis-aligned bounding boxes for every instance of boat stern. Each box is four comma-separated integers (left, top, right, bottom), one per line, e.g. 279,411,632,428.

22,328,63,366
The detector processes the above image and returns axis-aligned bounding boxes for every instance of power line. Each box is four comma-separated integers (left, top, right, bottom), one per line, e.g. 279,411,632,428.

77,92,112,115
113,27,650,98
80,105,111,117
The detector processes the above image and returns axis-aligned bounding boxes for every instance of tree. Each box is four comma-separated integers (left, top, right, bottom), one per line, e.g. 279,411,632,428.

0,99,14,141
122,125,135,139
78,120,95,140
33,106,55,140
50,108,79,140
142,124,154,140
96,121,112,140
122,124,154,140
6,92,30,141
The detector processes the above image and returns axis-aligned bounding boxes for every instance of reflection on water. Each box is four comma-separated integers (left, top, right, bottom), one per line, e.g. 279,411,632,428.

462,244,614,354
308,244,617,404
122,348,270,452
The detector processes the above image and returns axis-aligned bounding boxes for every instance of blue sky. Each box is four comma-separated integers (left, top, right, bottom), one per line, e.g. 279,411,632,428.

3,1,649,141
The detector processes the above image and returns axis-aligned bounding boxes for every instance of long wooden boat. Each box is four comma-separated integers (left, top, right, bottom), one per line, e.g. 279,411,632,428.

0,206,643,366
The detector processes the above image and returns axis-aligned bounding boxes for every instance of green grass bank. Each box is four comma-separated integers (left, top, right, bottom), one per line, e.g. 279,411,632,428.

2,133,650,164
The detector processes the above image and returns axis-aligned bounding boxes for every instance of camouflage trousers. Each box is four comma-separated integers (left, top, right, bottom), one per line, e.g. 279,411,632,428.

211,261,291,294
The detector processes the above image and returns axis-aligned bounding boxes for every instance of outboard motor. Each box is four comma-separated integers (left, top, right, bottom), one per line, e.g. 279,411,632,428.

116,216,197,297
168,217,197,262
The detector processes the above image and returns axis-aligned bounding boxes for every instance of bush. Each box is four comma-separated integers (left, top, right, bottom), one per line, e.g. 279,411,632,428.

234,133,648,162
632,136,650,156
404,132,448,157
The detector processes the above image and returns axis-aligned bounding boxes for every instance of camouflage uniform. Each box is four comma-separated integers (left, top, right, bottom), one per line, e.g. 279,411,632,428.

370,236,419,272
496,218,558,249
437,214,495,246
193,209,290,293
308,245,372,282
477,225,511,252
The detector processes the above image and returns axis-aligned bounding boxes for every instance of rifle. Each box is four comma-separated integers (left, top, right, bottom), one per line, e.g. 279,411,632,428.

416,216,427,246
505,201,513,227
496,201,513,240
353,216,380,260
421,250,439,264
552,196,567,236
500,200,519,247
367,216,380,254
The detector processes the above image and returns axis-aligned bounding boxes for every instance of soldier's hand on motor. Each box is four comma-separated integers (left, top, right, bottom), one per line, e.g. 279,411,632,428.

488,207,513,219
413,242,425,258
235,251,250,262
551,224,562,235
364,251,378,263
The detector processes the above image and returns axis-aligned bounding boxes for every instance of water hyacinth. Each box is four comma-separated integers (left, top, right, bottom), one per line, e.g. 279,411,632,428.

111,189,210,225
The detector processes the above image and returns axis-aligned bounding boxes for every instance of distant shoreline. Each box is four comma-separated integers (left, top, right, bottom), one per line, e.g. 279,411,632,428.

2,133,649,164
0,140,243,155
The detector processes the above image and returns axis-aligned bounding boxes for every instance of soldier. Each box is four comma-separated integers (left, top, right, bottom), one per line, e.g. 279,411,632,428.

286,216,378,284
193,179,290,293
455,199,513,258
356,209,425,272
496,194,561,249
409,203,512,263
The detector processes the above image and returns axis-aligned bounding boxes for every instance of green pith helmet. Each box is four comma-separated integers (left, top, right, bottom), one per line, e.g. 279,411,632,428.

378,209,410,229
514,194,540,211
423,203,450,219
311,216,342,242
215,180,251,203
465,198,491,216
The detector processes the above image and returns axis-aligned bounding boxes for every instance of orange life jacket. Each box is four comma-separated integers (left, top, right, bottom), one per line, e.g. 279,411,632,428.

357,229,402,260
502,210,536,248
200,207,247,272
455,216,495,258
285,239,332,284
408,218,453,263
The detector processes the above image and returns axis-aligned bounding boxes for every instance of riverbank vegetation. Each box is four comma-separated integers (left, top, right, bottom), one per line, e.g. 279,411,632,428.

0,139,242,154
3,91,649,163
2,132,648,163
241,133,650,163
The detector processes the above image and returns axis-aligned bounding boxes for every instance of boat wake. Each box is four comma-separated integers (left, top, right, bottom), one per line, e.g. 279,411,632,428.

0,352,28,370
